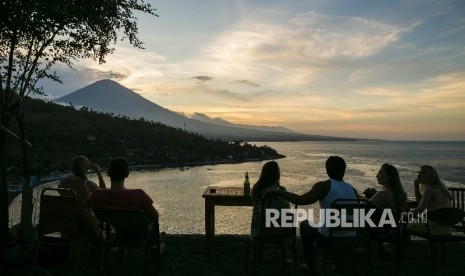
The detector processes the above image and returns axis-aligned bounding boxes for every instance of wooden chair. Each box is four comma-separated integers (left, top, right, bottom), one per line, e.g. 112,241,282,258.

408,207,465,276
319,198,373,275
93,208,162,275
244,195,297,275
31,188,90,275
448,187,465,233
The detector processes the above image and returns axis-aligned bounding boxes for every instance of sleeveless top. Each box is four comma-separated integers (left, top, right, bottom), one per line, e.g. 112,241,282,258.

318,179,357,237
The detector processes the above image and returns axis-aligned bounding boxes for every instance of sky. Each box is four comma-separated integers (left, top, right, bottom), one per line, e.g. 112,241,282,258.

40,0,465,141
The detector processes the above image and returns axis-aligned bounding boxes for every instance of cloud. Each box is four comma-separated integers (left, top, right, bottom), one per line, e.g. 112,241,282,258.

82,68,128,82
188,10,411,92
39,3,464,140
407,72,465,110
235,79,260,87
192,76,212,83
288,11,407,58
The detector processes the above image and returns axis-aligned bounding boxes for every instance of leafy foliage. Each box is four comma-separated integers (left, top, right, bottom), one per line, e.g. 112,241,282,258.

1,0,157,98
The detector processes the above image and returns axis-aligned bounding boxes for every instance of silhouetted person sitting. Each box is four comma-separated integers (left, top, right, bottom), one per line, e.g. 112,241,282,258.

90,157,159,242
251,161,293,250
59,155,106,238
369,163,407,218
264,156,357,275
407,165,452,235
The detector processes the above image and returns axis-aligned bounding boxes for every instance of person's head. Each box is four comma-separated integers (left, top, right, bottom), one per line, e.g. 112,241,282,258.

418,165,451,199
70,155,91,178
417,165,439,185
252,161,281,197
108,157,129,182
326,156,346,181
377,163,400,187
377,163,407,213
258,161,280,187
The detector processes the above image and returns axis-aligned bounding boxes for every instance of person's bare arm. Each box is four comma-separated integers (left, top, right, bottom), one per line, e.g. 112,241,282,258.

369,191,386,208
410,187,433,216
413,179,422,203
90,163,106,189
264,180,329,205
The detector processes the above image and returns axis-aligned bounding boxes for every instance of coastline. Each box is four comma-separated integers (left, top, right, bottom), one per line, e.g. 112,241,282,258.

7,154,286,206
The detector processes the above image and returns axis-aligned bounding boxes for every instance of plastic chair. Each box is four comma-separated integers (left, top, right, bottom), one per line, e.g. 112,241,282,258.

93,208,162,275
408,207,465,276
448,187,465,233
244,195,297,275
31,188,90,275
319,198,373,275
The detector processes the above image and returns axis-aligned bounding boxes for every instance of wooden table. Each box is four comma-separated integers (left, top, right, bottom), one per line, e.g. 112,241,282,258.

202,186,252,257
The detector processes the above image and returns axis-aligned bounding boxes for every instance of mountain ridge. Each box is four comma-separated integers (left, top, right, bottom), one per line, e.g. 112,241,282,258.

190,112,295,133
55,79,355,141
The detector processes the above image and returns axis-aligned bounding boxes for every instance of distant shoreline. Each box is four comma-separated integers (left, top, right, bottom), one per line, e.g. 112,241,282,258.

7,154,286,205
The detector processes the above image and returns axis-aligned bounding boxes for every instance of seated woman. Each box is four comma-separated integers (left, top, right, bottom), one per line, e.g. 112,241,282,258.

368,164,407,252
407,165,452,235
58,155,106,237
250,161,292,246
369,163,407,216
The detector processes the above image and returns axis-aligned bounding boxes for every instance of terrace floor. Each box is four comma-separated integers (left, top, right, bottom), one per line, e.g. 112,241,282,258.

3,234,465,276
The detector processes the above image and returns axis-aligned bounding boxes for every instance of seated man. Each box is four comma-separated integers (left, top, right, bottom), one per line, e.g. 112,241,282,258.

90,157,159,241
264,156,357,275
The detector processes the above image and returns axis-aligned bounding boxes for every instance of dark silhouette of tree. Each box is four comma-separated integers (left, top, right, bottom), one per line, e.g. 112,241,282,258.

0,0,157,251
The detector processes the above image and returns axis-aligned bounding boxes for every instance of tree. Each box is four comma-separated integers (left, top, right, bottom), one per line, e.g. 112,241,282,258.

0,0,157,254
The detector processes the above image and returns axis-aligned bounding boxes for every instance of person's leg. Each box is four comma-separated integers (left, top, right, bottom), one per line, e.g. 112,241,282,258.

300,220,326,273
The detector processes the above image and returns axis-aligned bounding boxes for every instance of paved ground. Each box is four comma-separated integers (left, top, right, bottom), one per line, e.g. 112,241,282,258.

3,234,465,276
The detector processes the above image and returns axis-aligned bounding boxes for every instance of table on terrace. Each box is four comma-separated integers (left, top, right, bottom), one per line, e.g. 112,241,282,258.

202,186,252,257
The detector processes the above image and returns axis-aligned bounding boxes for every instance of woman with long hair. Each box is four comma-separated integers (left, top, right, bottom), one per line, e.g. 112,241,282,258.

250,161,291,242
408,165,452,235
252,161,281,199
370,163,408,214
411,165,451,214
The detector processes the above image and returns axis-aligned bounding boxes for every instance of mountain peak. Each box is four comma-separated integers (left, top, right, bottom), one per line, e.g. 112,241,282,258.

91,79,125,88
55,79,353,141
55,78,166,116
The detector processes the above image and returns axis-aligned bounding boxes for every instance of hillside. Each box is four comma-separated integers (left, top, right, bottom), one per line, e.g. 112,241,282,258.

6,98,285,179
55,79,355,141
190,112,295,133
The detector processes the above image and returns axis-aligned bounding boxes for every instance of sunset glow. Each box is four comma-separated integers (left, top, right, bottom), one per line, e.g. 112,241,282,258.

41,0,465,141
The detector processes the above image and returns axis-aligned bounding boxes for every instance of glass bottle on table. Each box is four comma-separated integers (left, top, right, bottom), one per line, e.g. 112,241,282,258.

244,171,250,196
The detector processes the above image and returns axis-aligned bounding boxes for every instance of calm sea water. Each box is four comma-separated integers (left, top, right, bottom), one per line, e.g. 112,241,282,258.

9,141,465,235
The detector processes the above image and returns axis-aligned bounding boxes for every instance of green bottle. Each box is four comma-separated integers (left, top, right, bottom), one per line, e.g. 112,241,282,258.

244,171,250,196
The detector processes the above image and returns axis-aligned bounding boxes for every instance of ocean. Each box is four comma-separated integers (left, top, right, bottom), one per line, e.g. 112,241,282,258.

8,140,465,235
